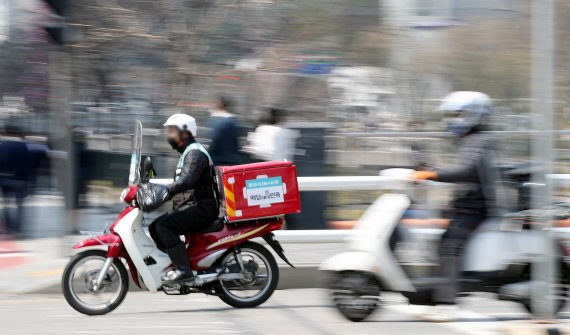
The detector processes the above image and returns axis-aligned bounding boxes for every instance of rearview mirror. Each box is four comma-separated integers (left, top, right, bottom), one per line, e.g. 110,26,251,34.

143,156,156,180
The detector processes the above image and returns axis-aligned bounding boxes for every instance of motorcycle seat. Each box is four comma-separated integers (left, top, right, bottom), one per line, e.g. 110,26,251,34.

201,219,225,233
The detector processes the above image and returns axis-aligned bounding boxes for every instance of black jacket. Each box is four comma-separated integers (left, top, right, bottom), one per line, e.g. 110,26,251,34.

167,140,219,214
435,131,497,216
0,138,30,189
207,115,240,165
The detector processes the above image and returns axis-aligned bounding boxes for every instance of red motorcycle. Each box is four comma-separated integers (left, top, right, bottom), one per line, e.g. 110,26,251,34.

62,121,295,315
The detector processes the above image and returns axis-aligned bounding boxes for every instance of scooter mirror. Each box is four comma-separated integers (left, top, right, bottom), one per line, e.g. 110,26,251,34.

143,156,156,179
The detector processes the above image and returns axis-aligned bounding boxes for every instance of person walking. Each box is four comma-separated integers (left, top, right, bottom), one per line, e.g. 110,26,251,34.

245,106,297,162
206,95,241,166
0,125,31,237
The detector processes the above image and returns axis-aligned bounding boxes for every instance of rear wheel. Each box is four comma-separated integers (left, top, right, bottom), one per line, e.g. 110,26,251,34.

522,262,569,316
329,271,381,322
215,242,279,308
522,284,568,316
62,250,129,315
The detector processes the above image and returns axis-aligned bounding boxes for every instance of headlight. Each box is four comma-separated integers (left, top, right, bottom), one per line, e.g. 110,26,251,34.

120,188,129,203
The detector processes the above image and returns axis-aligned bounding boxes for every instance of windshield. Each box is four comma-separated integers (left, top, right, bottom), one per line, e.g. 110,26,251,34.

128,120,143,185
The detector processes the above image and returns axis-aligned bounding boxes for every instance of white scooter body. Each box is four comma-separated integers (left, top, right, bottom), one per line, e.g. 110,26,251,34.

110,208,232,292
111,208,172,292
321,193,414,292
463,224,555,273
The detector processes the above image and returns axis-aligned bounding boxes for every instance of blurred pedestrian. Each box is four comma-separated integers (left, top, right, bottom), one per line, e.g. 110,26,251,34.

206,95,241,166
411,91,498,322
0,125,31,237
245,107,297,162
71,129,88,209
25,134,50,193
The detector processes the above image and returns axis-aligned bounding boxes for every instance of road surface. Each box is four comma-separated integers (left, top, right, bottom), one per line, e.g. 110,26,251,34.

2,289,569,335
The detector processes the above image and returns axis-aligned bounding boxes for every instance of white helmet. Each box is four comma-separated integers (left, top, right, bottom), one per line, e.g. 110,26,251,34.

163,114,197,137
438,91,492,136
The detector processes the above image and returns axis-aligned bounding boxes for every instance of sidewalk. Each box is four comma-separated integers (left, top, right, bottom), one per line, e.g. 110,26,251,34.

0,236,73,294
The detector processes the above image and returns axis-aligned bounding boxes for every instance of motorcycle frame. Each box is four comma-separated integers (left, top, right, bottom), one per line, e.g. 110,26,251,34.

74,206,285,292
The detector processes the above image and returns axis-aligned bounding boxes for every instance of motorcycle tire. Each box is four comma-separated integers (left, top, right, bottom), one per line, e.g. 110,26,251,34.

329,271,381,322
214,242,279,308
522,260,569,317
62,250,129,316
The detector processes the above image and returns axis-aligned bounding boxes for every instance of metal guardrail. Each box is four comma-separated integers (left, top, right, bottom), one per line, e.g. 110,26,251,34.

296,176,403,191
152,174,570,189
268,226,570,244
263,230,354,244
549,174,570,185
339,130,570,138
151,176,408,191
299,174,570,189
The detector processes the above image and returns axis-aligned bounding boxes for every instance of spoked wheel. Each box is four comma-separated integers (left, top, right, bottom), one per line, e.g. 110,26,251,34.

214,242,278,308
329,271,381,322
62,250,129,315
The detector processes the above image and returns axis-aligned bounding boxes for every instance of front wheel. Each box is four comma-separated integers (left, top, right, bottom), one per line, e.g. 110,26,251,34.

62,250,129,315
329,271,381,322
214,242,279,308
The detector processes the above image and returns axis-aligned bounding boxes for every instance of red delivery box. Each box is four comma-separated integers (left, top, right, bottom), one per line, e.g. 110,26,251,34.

217,161,301,222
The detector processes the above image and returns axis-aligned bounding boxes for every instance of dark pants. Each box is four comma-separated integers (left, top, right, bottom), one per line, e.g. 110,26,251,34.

149,204,217,251
435,212,486,305
1,184,26,235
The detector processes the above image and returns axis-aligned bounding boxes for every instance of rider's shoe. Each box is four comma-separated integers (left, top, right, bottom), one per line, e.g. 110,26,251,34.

161,244,195,284
161,268,195,283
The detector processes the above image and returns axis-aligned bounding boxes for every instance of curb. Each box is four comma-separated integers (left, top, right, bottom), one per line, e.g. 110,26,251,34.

27,266,321,294
504,323,570,335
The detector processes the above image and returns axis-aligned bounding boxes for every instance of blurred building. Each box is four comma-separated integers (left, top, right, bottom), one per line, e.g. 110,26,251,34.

0,0,8,43
385,0,524,22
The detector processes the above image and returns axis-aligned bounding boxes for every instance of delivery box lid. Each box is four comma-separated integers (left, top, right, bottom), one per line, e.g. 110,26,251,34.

217,160,293,174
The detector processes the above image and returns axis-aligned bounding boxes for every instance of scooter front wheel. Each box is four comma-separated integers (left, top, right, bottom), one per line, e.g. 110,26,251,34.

329,271,381,322
62,250,129,315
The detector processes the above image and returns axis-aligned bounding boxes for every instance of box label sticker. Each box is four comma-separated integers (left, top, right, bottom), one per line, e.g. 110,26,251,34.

245,176,284,206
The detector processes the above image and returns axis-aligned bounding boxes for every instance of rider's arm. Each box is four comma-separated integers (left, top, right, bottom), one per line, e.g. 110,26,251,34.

434,162,477,183
435,139,486,183
166,150,208,195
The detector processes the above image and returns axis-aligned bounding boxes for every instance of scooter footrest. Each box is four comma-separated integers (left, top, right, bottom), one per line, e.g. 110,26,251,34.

162,283,184,295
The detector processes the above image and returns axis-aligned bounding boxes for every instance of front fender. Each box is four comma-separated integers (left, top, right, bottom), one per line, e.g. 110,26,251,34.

320,251,378,273
73,233,124,258
320,251,415,292
73,233,141,288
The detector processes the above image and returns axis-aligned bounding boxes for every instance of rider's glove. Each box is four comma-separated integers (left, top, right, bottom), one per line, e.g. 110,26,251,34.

411,170,438,181
137,183,172,212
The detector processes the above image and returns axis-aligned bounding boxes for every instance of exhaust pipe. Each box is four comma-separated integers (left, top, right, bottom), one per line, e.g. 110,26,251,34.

193,268,247,286
193,271,222,286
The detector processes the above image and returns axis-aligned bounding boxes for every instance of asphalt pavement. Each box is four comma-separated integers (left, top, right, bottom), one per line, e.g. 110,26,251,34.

2,289,570,335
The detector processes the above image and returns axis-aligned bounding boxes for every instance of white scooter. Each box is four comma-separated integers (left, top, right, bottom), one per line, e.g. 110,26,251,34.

321,169,570,322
